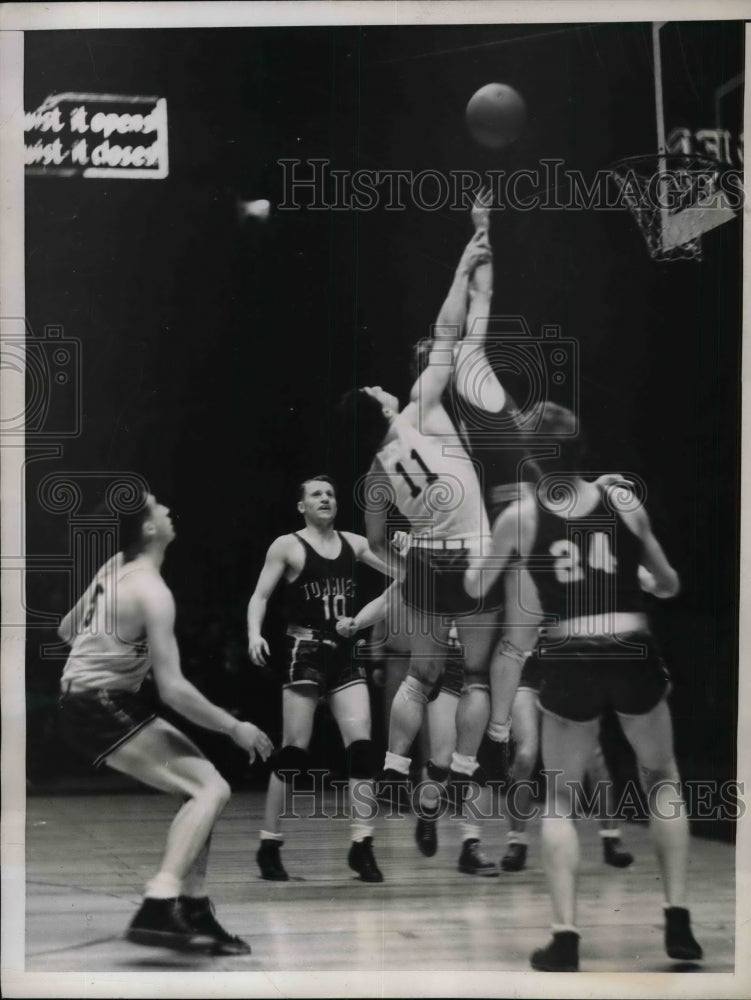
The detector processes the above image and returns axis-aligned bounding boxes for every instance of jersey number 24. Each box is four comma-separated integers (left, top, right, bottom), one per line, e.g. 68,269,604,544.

550,533,617,583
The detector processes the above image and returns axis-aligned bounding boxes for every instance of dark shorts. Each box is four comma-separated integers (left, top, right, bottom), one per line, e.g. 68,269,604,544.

58,688,158,768
517,654,543,693
402,545,483,618
536,633,671,723
441,652,465,698
282,631,366,694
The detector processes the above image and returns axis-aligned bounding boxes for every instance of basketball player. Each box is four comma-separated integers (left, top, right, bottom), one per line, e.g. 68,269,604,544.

468,402,702,971
502,664,634,872
247,474,395,883
337,584,485,870
57,493,273,955
338,228,502,876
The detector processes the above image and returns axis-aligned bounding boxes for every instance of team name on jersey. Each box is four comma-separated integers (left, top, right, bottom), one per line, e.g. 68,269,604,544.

301,577,355,601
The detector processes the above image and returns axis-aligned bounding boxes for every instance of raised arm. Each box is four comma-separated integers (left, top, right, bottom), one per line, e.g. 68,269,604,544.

247,536,291,665
455,238,506,414
57,552,123,643
409,229,491,411
142,578,273,761
464,495,537,599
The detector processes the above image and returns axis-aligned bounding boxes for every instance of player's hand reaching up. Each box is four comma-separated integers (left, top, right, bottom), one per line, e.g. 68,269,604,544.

471,185,493,233
457,229,492,279
231,720,274,763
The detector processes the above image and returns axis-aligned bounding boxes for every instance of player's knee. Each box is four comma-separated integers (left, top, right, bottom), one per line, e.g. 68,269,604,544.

198,769,231,810
512,747,538,778
346,739,376,780
398,674,432,706
637,756,682,794
273,745,311,784
460,678,490,696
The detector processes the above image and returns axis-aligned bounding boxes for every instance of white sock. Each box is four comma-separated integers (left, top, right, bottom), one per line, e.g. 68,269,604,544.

384,751,411,775
144,871,181,900
450,752,478,777
599,828,621,839
507,831,528,846
260,830,284,842
487,720,511,743
461,822,481,842
351,822,374,843
552,923,579,935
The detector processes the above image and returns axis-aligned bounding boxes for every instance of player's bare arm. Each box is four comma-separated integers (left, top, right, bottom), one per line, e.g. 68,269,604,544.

611,491,680,598
247,535,298,665
140,574,273,761
340,529,402,579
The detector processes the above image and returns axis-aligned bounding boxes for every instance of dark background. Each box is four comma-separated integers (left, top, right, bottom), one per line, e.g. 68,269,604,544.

24,23,742,837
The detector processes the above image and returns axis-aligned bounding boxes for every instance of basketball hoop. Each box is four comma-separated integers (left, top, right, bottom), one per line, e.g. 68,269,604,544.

608,153,735,262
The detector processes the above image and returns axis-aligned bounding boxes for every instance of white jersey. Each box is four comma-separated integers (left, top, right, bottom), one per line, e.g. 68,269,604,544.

376,413,489,541
61,562,151,693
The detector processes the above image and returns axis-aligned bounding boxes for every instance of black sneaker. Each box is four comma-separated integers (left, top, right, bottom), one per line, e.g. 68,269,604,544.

375,769,412,812
602,836,634,869
125,897,215,952
179,896,251,956
665,906,703,961
501,841,527,872
256,840,289,881
348,836,384,883
415,816,438,857
458,838,499,877
530,931,580,972
477,734,511,784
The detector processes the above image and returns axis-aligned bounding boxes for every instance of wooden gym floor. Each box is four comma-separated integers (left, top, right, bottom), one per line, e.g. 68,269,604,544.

25,789,734,974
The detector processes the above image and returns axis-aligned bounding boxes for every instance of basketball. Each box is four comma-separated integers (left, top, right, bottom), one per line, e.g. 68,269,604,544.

466,83,527,149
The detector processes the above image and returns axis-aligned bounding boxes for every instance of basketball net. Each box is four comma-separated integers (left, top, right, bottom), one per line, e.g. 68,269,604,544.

609,154,734,262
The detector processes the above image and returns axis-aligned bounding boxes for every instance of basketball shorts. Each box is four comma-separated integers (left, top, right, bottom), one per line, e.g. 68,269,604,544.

516,653,543,693
58,686,158,768
282,629,366,694
536,632,671,723
402,545,483,618
439,651,465,698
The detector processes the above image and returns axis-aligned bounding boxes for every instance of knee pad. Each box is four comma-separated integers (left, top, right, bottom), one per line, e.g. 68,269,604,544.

399,674,431,706
461,679,490,695
497,637,533,665
273,745,311,783
347,739,376,780
426,760,450,784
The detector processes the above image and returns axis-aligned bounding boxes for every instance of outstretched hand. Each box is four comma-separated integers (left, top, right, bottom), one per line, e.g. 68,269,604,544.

471,185,493,233
231,720,274,764
457,229,492,279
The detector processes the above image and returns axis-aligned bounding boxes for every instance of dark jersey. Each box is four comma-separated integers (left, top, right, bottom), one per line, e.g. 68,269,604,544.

445,387,541,519
282,532,357,638
528,492,645,623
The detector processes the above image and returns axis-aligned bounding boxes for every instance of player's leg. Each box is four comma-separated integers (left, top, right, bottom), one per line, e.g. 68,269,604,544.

501,685,540,872
618,696,702,960
453,612,499,875
585,733,634,868
378,606,451,804
415,674,459,857
330,680,383,882
105,717,235,953
257,685,318,881
529,709,598,972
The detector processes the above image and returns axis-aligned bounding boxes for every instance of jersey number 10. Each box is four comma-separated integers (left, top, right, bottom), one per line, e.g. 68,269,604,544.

550,533,617,583
322,594,347,621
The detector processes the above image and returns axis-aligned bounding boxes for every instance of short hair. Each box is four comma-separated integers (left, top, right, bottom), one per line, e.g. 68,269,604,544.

337,388,392,460
525,401,588,472
297,474,336,503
